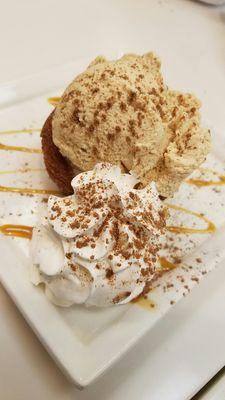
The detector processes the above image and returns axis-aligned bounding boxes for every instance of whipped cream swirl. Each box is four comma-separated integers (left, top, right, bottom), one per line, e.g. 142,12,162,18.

31,163,165,307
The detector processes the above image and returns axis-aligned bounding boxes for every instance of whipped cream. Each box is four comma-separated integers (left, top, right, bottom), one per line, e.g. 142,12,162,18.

30,163,165,307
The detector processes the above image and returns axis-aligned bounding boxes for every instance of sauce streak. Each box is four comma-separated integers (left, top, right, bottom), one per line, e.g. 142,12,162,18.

0,224,33,239
0,168,44,175
134,259,178,310
187,168,225,188
159,257,176,270
0,185,61,196
0,143,42,153
48,97,60,106
133,296,156,310
0,128,40,135
0,128,42,153
166,204,216,234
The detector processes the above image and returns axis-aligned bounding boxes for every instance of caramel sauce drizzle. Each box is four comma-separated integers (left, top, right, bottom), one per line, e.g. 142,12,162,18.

0,168,44,175
0,185,61,196
134,296,156,310
48,97,60,106
166,204,216,234
0,224,33,239
0,143,42,154
0,128,40,135
159,257,176,270
0,167,59,196
0,128,42,153
187,168,225,188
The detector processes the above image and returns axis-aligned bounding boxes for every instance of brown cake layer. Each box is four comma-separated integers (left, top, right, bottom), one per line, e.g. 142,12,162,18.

41,112,75,195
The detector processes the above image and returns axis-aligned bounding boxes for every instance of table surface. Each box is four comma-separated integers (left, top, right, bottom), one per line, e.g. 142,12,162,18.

0,1,225,399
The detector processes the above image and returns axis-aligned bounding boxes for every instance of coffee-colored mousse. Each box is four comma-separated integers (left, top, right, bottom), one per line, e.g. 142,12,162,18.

43,52,210,197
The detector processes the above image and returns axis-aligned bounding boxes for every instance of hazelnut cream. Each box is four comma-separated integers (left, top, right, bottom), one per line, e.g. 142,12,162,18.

52,53,211,198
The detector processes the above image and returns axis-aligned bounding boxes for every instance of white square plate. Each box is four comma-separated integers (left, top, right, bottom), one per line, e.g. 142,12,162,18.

0,60,225,388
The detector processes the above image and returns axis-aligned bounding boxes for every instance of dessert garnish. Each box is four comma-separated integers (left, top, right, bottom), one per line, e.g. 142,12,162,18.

31,163,166,307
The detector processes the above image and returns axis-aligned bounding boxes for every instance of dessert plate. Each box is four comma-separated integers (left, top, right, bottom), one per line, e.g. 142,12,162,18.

0,60,225,388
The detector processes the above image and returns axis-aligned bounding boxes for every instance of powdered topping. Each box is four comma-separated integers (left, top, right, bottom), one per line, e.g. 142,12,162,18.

31,163,166,307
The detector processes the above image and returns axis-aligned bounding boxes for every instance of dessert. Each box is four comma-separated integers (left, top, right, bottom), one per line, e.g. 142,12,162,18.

30,163,166,307
42,52,211,198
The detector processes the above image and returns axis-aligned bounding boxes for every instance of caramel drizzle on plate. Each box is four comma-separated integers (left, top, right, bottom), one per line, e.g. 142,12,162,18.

0,223,176,314
0,168,58,196
0,185,61,196
187,168,225,188
0,128,41,135
0,143,42,154
0,127,217,238
0,123,219,312
48,97,61,106
0,128,42,153
0,224,33,239
133,296,156,310
159,257,176,270
0,168,44,175
166,204,216,234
